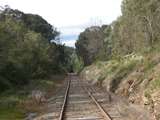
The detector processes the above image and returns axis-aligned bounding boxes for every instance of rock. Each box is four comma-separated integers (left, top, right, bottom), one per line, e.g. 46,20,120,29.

85,70,89,74
152,90,160,119
143,96,150,105
28,90,47,104
25,113,37,120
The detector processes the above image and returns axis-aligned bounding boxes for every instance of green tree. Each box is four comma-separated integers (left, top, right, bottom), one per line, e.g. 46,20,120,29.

76,26,107,65
0,7,72,92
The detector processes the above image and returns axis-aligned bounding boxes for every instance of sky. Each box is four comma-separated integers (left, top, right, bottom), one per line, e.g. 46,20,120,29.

0,0,123,47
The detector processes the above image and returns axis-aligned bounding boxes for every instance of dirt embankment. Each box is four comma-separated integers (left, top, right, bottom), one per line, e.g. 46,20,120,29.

80,53,160,120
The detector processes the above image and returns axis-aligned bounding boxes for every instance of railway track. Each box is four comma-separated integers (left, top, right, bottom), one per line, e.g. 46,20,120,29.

34,74,123,120
58,74,122,120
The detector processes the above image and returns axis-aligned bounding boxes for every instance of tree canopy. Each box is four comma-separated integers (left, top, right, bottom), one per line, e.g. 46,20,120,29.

76,26,107,65
76,0,160,65
0,7,72,92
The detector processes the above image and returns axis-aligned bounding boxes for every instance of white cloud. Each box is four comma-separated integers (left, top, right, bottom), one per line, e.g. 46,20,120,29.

0,0,122,26
62,39,76,48
0,0,123,47
59,25,85,36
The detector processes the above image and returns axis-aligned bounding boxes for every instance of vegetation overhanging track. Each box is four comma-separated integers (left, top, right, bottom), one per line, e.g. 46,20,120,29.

59,75,71,120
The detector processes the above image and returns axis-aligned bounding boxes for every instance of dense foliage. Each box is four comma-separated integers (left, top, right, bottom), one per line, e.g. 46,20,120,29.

0,7,59,41
110,0,160,56
0,7,72,92
70,51,84,73
75,26,107,65
76,0,160,65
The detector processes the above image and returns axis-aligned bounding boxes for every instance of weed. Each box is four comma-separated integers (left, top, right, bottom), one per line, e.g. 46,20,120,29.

151,78,160,90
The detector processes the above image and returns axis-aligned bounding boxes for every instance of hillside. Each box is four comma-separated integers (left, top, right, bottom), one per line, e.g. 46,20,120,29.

80,52,160,119
76,0,160,119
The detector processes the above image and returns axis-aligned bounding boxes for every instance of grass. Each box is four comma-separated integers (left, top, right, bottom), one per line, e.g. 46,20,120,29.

0,89,27,120
85,53,143,92
0,106,25,120
0,88,26,119
150,78,160,90
0,75,65,120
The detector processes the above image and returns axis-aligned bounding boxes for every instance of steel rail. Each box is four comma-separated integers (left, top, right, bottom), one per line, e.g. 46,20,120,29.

59,76,71,120
83,86,112,120
59,76,112,120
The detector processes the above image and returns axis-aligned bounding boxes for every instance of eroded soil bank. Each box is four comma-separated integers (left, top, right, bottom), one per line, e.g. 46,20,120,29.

80,53,160,120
